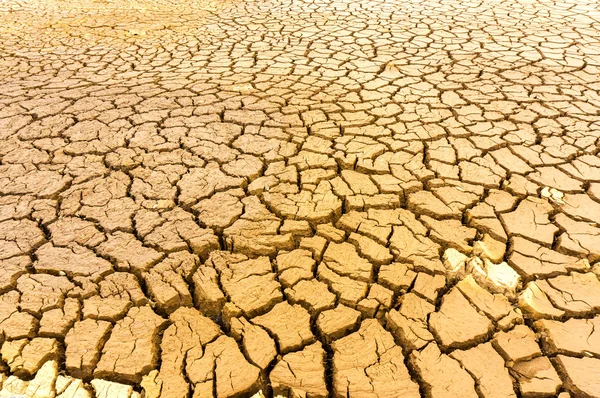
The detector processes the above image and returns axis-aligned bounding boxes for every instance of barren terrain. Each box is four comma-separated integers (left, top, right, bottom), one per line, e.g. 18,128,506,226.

0,0,599,396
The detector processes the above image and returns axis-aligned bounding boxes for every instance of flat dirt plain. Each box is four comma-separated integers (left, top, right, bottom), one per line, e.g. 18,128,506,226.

0,0,600,396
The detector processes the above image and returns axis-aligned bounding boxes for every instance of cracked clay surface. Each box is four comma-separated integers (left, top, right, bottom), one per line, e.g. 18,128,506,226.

0,0,599,396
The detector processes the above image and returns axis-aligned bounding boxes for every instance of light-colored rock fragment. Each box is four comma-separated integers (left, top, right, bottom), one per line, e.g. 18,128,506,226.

25,360,58,398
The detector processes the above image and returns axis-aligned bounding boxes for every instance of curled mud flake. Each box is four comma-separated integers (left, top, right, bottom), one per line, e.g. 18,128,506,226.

518,281,565,320
471,258,521,298
65,319,112,379
0,256,30,294
500,197,558,247
508,237,589,280
321,242,374,282
410,342,478,398
47,217,106,248
450,342,517,398
493,325,542,364
332,319,420,398
156,307,222,398
34,242,113,282
285,279,336,313
140,371,161,398
215,255,283,318
559,193,600,225
535,316,600,358
270,342,328,398
252,301,314,354
177,163,245,207
541,187,565,205
223,196,294,256
60,172,138,233
275,249,316,288
536,272,600,316
554,214,600,262
510,356,562,397
443,248,469,280
428,287,494,350
230,316,277,370
39,297,80,338
455,274,512,321
421,215,477,254
96,232,163,274
553,355,600,398
136,207,219,257
17,273,75,314
185,335,261,398
0,165,71,198
2,338,61,378
0,219,45,260
386,292,435,352
94,306,167,384
193,190,244,230
316,305,361,344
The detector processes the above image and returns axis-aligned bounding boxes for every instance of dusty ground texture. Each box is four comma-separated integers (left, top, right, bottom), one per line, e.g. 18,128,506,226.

0,0,599,396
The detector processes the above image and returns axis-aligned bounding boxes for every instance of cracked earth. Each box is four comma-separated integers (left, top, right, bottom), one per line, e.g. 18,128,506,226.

0,0,599,396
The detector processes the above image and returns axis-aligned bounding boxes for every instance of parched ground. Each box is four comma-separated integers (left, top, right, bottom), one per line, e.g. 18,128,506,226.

0,0,599,396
